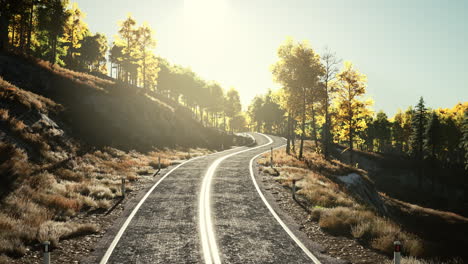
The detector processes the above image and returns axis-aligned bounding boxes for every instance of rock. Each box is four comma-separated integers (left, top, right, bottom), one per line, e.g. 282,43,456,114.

337,173,388,216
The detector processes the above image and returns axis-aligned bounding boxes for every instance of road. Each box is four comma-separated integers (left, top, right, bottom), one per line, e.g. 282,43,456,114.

85,133,342,264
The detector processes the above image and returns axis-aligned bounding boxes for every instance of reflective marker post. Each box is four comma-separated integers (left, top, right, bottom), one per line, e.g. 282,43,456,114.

394,241,401,264
270,147,273,168
292,179,297,200
43,241,50,264
121,177,126,198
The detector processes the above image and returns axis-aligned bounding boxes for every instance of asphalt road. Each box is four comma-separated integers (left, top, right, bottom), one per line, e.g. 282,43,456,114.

85,133,343,264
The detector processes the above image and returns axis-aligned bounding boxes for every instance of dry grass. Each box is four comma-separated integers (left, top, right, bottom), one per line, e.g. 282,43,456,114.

0,143,212,258
37,221,98,247
0,77,61,113
35,59,114,92
261,142,425,257
384,257,464,264
0,109,51,153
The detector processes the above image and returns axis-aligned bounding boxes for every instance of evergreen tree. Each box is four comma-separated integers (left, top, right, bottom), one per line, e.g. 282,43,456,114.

410,97,427,188
410,97,427,159
374,111,391,152
424,111,442,160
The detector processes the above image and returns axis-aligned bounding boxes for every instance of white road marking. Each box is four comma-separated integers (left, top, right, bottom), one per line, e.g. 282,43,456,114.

199,135,274,264
249,133,322,264
99,147,242,264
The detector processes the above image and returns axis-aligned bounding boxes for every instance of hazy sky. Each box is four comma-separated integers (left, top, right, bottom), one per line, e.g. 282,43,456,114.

74,0,467,115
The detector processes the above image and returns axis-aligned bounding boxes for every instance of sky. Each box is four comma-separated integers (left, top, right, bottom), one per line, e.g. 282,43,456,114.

74,0,467,115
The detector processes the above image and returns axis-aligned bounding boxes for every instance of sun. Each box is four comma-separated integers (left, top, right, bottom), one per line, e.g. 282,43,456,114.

183,0,228,35
183,0,228,21
181,0,230,64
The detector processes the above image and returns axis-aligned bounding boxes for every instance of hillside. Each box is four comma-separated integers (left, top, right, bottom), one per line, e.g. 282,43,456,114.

0,52,248,261
259,141,468,263
0,53,237,151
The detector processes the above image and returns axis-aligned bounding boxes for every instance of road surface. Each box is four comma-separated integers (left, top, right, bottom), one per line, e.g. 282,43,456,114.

85,133,342,264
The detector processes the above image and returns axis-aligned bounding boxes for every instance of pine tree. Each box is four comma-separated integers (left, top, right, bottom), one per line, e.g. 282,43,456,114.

424,111,442,160
410,97,427,159
410,97,427,188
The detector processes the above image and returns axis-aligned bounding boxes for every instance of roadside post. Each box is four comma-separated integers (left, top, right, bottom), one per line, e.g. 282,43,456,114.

270,147,273,168
42,241,50,264
394,241,401,264
292,179,297,200
158,156,161,171
121,177,126,198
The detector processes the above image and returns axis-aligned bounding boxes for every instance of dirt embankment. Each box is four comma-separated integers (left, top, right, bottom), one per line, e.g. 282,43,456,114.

0,53,241,151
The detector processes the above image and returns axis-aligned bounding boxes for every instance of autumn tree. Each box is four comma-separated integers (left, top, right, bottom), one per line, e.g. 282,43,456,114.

137,23,157,90
117,15,138,84
63,2,88,69
320,48,341,158
248,95,265,131
225,88,242,133
391,110,406,152
271,38,323,159
461,109,468,170
0,0,36,52
37,0,70,64
206,82,225,128
332,61,372,163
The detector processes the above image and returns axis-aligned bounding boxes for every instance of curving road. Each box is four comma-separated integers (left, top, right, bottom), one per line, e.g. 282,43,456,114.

84,133,342,264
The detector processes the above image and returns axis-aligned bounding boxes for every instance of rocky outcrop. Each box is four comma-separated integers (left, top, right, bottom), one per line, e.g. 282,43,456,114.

337,173,388,216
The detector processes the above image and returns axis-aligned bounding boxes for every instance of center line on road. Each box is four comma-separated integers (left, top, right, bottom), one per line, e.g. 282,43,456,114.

99,146,243,264
199,134,273,264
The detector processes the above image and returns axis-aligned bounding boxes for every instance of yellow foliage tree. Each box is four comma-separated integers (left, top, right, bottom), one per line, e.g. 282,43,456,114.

271,37,323,159
332,61,373,163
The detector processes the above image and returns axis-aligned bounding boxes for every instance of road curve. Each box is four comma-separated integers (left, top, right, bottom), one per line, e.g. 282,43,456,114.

85,133,341,264
85,146,248,264
211,133,325,263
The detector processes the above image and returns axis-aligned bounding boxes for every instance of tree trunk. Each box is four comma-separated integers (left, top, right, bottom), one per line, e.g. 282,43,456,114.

311,103,318,148
324,88,330,159
27,2,34,53
0,5,10,51
286,113,291,155
299,94,306,160
291,120,296,154
143,48,146,90
223,113,226,132
51,35,57,64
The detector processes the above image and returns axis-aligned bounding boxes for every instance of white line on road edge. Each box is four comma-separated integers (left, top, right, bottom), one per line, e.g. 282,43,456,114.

200,134,274,264
249,133,322,264
99,146,243,264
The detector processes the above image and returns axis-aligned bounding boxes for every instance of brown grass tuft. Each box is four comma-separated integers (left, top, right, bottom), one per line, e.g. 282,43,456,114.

38,221,98,247
261,142,425,257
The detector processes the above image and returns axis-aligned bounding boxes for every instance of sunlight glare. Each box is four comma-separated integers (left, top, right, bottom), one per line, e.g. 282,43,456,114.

182,0,229,64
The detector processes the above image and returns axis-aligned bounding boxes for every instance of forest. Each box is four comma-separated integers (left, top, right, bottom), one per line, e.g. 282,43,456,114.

0,0,245,133
247,38,467,187
1,0,466,178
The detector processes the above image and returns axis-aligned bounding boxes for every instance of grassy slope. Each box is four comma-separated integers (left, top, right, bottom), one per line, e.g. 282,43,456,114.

259,141,468,262
0,53,241,261
0,52,236,151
